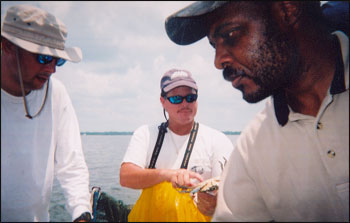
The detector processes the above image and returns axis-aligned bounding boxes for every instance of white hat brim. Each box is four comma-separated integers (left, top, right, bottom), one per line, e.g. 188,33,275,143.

163,81,198,93
2,32,82,63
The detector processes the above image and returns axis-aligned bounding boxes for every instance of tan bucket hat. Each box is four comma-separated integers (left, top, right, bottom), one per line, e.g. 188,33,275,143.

1,4,82,62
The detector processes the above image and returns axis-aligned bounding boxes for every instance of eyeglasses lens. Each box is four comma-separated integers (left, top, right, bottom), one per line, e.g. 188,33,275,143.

186,94,197,103
37,54,66,66
169,96,182,104
167,94,197,104
56,58,66,66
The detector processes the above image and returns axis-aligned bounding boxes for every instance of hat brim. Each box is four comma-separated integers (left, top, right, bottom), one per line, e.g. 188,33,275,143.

2,32,82,63
163,81,198,93
165,1,228,45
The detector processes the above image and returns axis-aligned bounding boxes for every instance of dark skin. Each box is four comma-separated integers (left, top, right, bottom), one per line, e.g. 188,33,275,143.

194,1,339,216
207,1,337,117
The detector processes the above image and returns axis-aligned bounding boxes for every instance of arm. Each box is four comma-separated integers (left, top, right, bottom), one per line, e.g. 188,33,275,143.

196,132,234,216
120,162,203,189
196,190,218,216
54,87,91,221
213,146,272,221
120,162,172,189
120,124,203,190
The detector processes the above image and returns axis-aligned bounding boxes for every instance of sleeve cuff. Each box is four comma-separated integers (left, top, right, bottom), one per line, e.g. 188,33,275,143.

71,205,91,221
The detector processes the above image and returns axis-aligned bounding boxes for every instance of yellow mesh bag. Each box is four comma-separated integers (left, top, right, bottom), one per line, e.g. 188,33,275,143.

128,182,211,222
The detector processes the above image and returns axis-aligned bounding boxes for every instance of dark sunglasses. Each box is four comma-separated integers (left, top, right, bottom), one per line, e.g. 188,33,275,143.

37,54,66,66
166,94,198,104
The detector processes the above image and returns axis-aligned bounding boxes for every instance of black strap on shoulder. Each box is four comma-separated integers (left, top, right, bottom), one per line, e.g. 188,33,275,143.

148,121,199,169
180,122,199,169
148,121,168,169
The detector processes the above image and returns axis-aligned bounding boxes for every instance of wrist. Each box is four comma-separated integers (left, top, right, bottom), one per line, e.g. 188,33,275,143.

158,168,171,182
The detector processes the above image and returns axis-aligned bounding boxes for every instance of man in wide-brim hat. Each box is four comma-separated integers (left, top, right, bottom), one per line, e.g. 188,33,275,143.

1,4,91,222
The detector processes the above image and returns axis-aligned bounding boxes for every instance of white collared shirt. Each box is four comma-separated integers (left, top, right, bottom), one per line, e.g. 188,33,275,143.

213,31,349,222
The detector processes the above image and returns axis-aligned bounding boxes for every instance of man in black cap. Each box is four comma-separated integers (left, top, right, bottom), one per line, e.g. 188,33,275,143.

165,1,349,222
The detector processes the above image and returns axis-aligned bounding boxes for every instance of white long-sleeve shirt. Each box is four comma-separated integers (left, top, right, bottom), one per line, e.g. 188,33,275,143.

1,77,91,222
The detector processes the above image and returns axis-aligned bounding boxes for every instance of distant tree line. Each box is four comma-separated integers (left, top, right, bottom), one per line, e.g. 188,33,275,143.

81,131,241,136
81,132,133,135
222,131,241,135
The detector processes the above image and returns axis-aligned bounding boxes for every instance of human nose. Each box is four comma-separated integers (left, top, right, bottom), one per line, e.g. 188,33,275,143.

180,98,188,106
181,98,195,107
42,61,56,74
214,41,232,70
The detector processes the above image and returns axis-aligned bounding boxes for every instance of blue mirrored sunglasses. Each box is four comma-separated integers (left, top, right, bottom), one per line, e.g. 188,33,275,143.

37,54,66,66
166,94,198,104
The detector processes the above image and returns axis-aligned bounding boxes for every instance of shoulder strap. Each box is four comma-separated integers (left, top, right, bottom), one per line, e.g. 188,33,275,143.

148,121,199,169
148,121,168,169
180,122,199,169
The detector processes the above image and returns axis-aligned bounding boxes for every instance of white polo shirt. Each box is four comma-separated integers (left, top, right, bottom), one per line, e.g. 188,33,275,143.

213,31,349,222
122,122,233,180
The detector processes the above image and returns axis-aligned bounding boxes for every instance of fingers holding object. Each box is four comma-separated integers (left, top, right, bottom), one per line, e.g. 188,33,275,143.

171,169,203,188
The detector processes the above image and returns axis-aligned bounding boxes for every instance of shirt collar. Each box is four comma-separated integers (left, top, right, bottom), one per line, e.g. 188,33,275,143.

273,32,349,126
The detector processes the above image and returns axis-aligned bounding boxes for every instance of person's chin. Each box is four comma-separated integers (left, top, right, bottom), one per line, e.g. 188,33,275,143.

32,81,47,91
242,89,270,103
243,95,261,103
179,116,194,123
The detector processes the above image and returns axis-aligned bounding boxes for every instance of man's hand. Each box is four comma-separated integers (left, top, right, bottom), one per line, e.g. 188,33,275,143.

168,168,203,189
196,190,218,216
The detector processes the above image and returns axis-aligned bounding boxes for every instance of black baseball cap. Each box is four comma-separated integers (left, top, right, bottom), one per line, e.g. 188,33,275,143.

165,1,350,45
165,1,228,45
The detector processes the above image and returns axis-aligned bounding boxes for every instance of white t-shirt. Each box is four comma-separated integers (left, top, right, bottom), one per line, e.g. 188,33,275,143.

122,122,234,180
213,31,349,222
1,77,91,222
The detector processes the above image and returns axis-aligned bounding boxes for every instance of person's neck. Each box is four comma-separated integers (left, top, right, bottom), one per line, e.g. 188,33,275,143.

1,78,30,97
168,120,194,135
285,34,338,117
1,71,27,97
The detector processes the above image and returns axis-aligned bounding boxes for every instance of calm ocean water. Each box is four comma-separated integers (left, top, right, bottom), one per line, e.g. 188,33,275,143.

49,134,240,222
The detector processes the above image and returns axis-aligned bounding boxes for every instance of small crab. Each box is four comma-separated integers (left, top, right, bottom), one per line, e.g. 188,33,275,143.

176,176,220,195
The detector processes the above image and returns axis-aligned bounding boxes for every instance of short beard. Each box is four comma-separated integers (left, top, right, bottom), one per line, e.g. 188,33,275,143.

243,19,300,103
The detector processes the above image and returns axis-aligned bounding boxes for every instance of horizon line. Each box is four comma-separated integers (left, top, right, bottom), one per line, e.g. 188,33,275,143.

80,131,241,135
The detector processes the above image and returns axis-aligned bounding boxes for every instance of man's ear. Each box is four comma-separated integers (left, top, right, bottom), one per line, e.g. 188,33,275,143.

1,38,16,54
272,1,302,28
160,96,166,107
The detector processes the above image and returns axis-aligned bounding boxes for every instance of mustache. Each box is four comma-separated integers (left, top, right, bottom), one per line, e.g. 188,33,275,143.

222,67,249,81
37,73,51,78
178,108,192,112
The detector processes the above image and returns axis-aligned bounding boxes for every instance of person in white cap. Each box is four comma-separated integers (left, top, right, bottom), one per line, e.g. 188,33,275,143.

120,68,233,221
165,1,349,222
1,5,91,222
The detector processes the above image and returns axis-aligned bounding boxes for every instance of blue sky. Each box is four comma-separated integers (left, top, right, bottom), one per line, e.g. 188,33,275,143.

1,1,266,132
